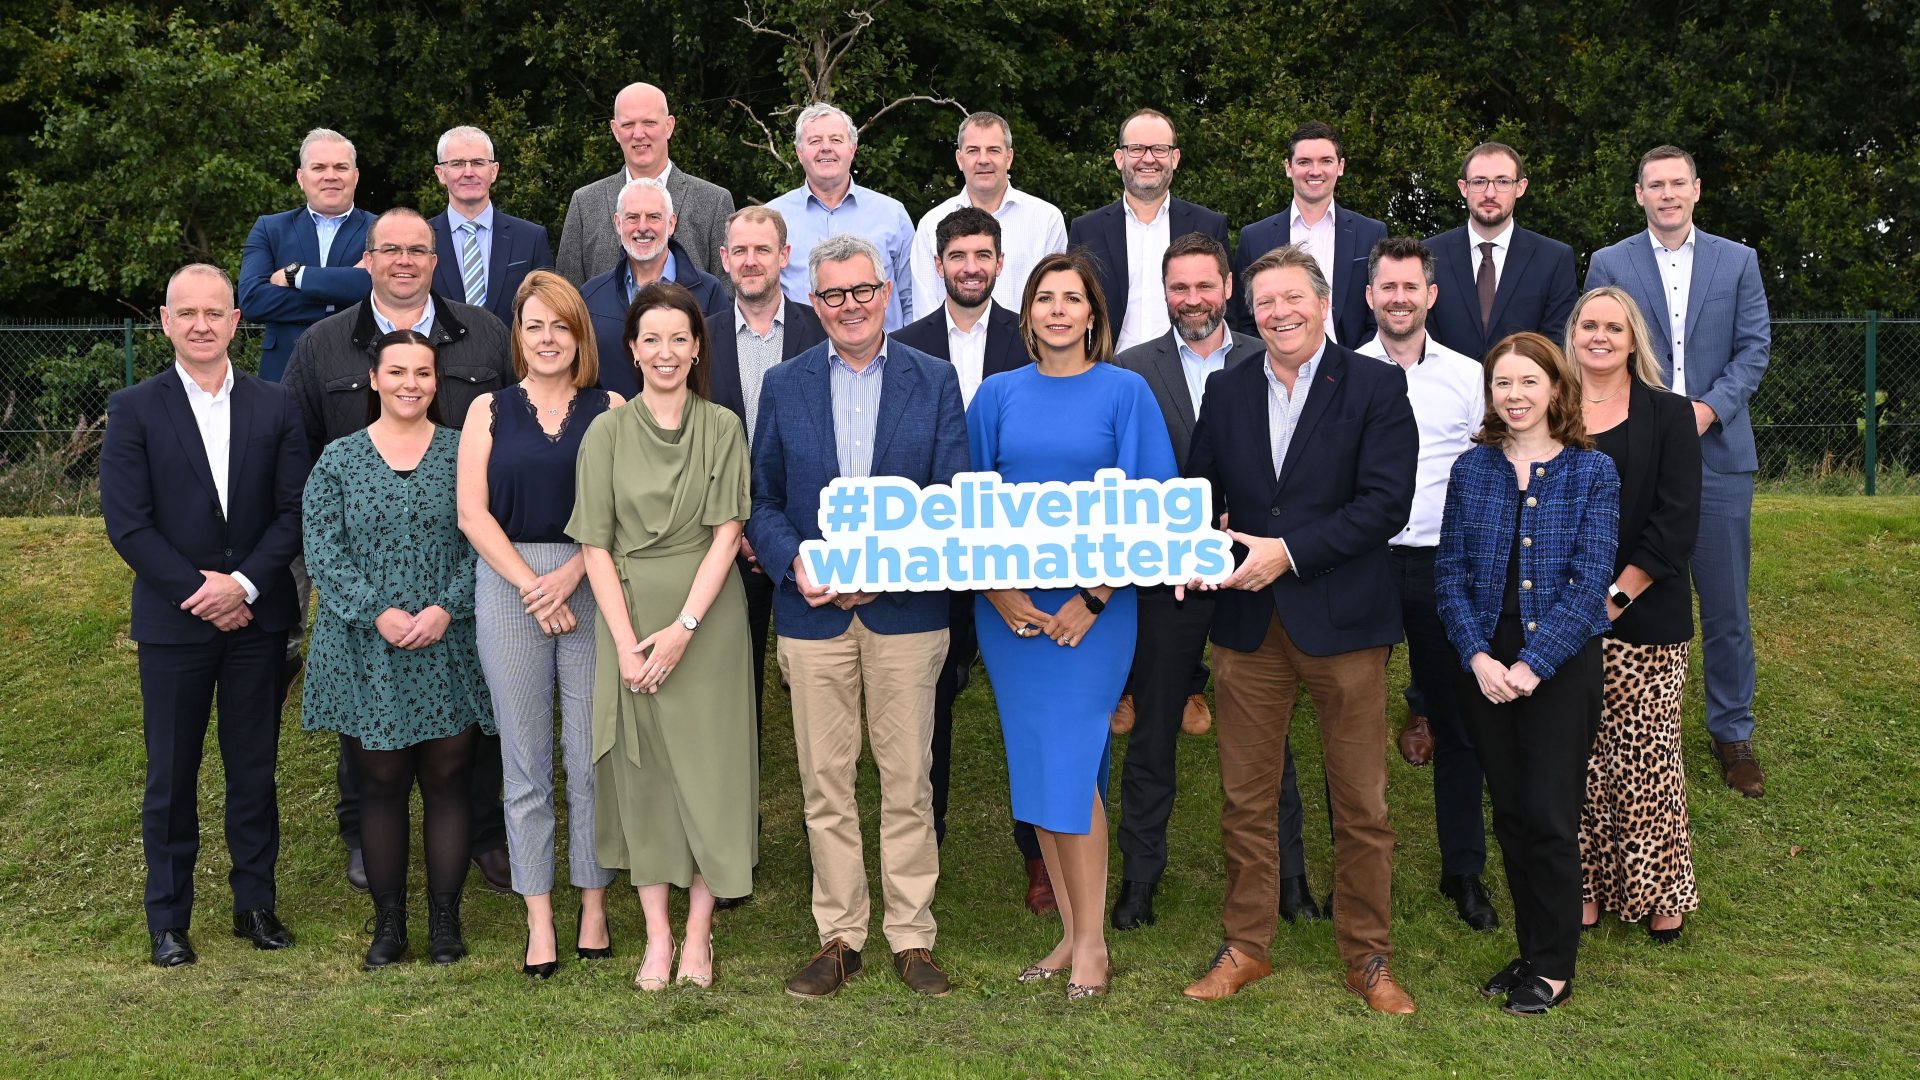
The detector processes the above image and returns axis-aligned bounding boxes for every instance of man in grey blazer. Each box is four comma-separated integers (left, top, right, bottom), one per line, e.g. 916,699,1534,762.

556,82,736,284
1587,145,1772,798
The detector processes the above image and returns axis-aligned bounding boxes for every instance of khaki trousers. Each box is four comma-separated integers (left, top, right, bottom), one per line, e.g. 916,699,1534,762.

779,617,947,953
1214,612,1394,971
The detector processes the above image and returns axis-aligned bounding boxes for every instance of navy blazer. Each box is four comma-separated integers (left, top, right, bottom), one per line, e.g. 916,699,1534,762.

580,238,731,399
1068,198,1230,344
101,369,311,644
889,302,1031,384
237,207,376,382
428,207,554,326
1434,444,1619,680
709,299,827,424
1229,203,1386,348
1425,224,1579,360
745,338,971,640
1186,341,1417,657
1585,227,1772,474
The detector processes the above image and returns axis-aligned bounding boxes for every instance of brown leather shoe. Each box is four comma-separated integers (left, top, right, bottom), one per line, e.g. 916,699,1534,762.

1344,955,1417,1014
1024,858,1058,915
784,938,862,998
893,948,952,996
1397,713,1434,766
1110,695,1136,735
1711,738,1766,798
1181,693,1213,735
1182,944,1272,1001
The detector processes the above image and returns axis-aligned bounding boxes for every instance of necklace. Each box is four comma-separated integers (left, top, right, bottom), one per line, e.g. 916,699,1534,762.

1584,383,1626,403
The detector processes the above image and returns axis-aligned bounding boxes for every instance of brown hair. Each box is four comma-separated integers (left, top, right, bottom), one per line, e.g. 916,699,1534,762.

1021,250,1114,364
1118,107,1177,146
623,281,712,400
1243,243,1330,301
1462,141,1525,180
1566,286,1666,390
509,270,599,388
726,205,787,249
1636,144,1697,184
1161,231,1230,281
1472,331,1591,450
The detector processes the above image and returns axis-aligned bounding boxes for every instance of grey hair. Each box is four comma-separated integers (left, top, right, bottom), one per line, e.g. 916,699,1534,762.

956,111,1012,150
1243,243,1331,301
808,234,886,293
793,102,858,150
436,125,495,163
299,128,356,168
164,263,236,305
614,176,676,221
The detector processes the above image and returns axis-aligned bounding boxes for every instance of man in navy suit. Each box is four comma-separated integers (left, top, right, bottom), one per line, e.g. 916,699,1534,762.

101,265,310,967
1180,245,1418,1013
237,129,374,382
1424,142,1579,361
747,234,969,1000
1230,121,1387,348
1587,144,1773,798
428,125,553,327
1068,109,1231,354
580,177,728,399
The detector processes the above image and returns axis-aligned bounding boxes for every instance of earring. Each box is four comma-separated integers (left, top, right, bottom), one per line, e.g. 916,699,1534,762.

1085,326,1095,350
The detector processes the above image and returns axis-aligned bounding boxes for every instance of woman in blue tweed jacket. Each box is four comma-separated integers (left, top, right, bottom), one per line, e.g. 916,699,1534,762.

1436,331,1618,1016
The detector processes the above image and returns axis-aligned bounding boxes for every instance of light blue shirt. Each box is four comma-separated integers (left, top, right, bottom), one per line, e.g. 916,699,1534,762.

1177,328,1235,421
766,182,916,331
1263,340,1326,479
622,251,678,305
828,341,889,478
308,205,356,267
450,203,496,296
371,295,437,336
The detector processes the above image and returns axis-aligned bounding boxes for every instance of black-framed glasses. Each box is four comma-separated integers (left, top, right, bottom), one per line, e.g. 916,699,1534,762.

1118,143,1176,160
814,283,884,307
437,157,495,170
1464,177,1520,192
369,244,435,258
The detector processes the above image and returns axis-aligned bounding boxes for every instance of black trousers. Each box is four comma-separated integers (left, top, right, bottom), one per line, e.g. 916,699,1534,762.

1391,546,1486,876
933,593,1040,862
336,734,506,854
139,626,286,933
1117,586,1214,883
741,556,774,742
1456,615,1602,981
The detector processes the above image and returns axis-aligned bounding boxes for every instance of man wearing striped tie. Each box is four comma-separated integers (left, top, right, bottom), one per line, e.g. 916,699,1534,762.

429,126,554,327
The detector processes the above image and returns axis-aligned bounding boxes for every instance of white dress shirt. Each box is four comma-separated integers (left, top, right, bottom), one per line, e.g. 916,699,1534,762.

1116,198,1173,353
945,307,992,406
910,184,1069,315
1649,226,1696,395
1290,201,1339,342
1469,217,1516,289
1177,328,1235,421
1355,333,1485,548
174,362,257,602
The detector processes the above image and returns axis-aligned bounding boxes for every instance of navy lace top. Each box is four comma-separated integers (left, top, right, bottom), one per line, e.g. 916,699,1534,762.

487,385,611,543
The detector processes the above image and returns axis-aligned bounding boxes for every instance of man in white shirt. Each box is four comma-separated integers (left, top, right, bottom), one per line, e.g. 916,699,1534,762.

909,111,1068,316
1354,237,1495,933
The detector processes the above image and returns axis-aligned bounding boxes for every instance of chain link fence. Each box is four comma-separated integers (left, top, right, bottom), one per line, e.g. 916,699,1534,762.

1,315,1914,512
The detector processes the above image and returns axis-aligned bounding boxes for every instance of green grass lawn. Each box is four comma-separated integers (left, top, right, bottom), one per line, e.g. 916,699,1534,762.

2,497,1917,1078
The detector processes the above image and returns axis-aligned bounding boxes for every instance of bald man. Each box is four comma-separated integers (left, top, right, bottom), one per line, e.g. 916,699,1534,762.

557,82,736,285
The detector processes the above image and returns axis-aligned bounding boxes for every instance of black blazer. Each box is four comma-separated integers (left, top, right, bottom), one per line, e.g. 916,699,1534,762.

1602,377,1702,645
101,370,311,644
708,298,827,425
428,208,555,326
1068,197,1231,344
1186,341,1416,657
889,302,1030,386
1112,329,1263,472
1229,203,1387,347
1424,224,1579,361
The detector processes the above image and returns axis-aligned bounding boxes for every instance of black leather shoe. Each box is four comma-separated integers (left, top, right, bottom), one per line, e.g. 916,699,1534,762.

713,894,751,912
232,908,294,950
1440,874,1501,932
471,848,512,895
427,892,467,965
1503,974,1573,1015
1110,879,1157,930
1278,875,1323,923
362,893,408,971
575,901,612,960
524,929,558,980
345,848,370,895
150,928,197,968
1481,957,1531,998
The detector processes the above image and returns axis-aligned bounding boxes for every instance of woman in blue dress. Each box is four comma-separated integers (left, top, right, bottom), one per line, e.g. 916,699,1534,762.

967,250,1177,1000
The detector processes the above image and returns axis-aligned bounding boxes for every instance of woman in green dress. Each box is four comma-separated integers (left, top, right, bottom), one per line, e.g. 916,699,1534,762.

569,281,757,991
302,330,493,971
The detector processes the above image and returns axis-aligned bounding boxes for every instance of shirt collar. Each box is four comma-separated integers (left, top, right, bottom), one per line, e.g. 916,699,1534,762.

944,306,991,338
1177,327,1233,364
307,204,356,225
175,360,234,401
961,183,1022,213
1471,218,1516,251
451,202,495,232
625,161,674,186
807,181,863,212
1648,225,1696,254
1124,195,1169,226
1290,199,1337,232
828,339,889,374
735,302,784,339
371,294,436,335
1356,332,1437,365
1263,340,1327,388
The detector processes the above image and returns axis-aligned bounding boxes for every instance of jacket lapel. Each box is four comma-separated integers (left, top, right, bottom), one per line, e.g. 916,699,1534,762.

429,214,460,299
871,345,918,465
1444,229,1481,351
1146,335,1197,444
984,305,1026,377
1684,232,1721,340
329,210,370,268
1489,229,1537,333
226,375,256,503
486,215,512,308
160,372,223,516
1276,345,1345,492
799,350,835,471
1627,233,1673,358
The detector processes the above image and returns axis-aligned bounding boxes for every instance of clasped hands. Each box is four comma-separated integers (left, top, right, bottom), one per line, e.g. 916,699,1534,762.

986,588,1100,648
181,570,251,631
1469,652,1541,704
520,561,585,635
1177,528,1289,599
792,558,875,612
375,605,452,650
620,621,692,695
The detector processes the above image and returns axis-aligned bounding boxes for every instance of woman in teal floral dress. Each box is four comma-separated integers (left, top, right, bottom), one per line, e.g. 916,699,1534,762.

302,330,493,971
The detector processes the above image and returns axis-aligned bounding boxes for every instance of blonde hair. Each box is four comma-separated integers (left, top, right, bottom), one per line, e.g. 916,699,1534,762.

1566,286,1666,390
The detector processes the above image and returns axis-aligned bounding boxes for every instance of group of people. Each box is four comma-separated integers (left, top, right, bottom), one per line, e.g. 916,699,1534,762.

99,82,1772,1019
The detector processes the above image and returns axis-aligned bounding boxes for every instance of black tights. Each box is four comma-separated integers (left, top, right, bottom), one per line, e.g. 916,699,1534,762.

353,725,477,899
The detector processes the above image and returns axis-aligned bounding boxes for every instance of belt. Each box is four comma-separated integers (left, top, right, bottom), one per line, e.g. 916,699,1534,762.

1389,545,1437,556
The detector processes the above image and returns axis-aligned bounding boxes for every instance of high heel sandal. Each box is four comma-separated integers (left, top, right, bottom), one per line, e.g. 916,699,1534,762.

1065,979,1110,1001
1017,962,1067,983
522,926,558,980
577,901,613,960
633,938,677,992
677,934,715,988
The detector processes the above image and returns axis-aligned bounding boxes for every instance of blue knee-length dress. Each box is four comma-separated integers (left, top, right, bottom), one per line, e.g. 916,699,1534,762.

966,362,1177,834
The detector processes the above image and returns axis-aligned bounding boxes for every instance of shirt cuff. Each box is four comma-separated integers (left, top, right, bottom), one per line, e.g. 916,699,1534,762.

1279,538,1301,577
292,267,306,290
232,571,259,605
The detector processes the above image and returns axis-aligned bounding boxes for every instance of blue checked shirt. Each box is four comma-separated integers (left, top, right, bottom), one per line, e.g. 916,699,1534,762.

829,342,889,477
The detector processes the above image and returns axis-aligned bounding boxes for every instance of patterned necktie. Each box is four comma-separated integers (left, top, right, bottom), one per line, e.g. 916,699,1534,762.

461,222,487,308
1476,241,1496,333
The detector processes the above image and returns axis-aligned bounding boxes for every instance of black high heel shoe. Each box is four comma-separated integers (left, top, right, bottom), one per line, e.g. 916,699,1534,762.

523,927,558,980
576,901,613,960
1647,916,1684,944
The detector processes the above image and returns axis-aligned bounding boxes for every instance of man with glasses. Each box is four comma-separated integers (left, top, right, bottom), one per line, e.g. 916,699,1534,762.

427,125,553,327
1069,109,1229,353
1424,142,1578,362
579,177,729,398
908,111,1068,314
281,208,517,895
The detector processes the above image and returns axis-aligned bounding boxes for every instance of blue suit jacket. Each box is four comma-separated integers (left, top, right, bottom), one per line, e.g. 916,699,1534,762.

1425,224,1579,360
709,299,827,424
1229,204,1387,348
101,369,311,644
1068,198,1230,344
746,338,971,640
1585,228,1772,473
581,238,731,399
1185,341,1416,656
428,208,554,326
237,207,376,382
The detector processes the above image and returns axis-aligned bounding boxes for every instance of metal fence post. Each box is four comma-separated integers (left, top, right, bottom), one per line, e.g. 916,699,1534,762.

1863,310,1879,495
122,318,135,388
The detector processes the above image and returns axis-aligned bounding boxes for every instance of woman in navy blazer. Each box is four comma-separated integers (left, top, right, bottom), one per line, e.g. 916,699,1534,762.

1436,331,1618,1015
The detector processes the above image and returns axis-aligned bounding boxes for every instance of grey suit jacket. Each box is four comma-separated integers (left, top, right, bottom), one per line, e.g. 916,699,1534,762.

555,166,737,286
1112,329,1264,472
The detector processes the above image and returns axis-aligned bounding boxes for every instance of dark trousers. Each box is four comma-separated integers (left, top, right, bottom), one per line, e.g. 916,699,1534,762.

139,626,287,933
336,732,506,854
741,556,774,741
1117,585,1214,883
932,593,1040,861
1391,546,1486,876
1456,616,1602,981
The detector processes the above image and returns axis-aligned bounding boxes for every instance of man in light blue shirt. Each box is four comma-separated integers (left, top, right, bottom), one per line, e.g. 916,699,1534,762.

766,103,916,331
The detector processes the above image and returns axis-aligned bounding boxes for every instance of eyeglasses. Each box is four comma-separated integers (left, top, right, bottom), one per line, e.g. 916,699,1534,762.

369,245,435,258
438,158,495,170
1118,143,1176,160
1464,177,1520,192
814,283,883,307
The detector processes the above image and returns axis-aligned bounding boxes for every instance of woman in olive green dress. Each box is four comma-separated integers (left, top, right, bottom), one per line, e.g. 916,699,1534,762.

568,281,756,991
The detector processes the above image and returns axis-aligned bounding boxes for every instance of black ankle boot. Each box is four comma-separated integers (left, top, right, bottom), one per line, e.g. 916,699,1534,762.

363,892,409,971
427,891,467,965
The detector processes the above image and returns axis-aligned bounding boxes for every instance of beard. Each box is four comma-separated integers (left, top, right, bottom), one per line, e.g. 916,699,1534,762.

943,276,994,307
1171,304,1224,342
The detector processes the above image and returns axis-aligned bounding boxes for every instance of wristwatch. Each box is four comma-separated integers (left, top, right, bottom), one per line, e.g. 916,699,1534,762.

1607,586,1635,613
677,612,700,631
281,261,305,287
1078,588,1106,615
